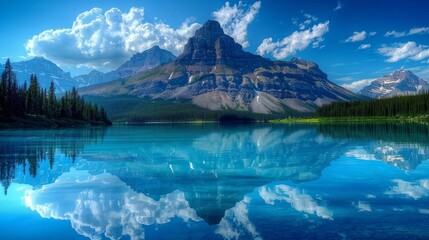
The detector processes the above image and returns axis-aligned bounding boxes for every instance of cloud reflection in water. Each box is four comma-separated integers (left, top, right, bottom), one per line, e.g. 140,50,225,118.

24,168,201,240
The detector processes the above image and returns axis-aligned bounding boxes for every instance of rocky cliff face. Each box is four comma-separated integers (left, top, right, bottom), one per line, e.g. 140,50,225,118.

81,20,360,114
359,70,429,98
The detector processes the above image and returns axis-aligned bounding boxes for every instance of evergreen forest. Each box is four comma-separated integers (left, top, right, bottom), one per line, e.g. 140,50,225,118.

0,59,111,126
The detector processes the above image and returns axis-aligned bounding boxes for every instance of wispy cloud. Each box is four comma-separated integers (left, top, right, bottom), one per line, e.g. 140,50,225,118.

212,1,261,48
336,76,353,82
333,0,343,11
292,12,318,30
345,31,367,42
385,27,429,38
341,78,376,92
26,7,201,69
358,44,371,50
257,21,329,59
378,41,429,62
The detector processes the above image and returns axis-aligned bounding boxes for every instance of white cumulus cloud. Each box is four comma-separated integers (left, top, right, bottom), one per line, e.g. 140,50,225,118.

257,21,329,59
212,1,261,48
345,31,367,42
385,27,429,38
378,41,429,62
26,7,201,69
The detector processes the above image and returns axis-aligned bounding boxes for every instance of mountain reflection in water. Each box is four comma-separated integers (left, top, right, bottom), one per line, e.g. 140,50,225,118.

1,123,429,239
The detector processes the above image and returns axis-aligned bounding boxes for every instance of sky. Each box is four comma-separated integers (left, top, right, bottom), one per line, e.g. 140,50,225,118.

0,0,429,91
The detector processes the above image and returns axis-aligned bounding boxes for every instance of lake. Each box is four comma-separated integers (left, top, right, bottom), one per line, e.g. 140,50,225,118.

1,123,429,240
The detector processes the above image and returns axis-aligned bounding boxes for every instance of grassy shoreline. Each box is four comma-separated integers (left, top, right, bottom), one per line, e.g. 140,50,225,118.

269,116,429,124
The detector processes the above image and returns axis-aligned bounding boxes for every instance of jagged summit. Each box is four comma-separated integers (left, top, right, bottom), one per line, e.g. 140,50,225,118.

359,70,429,98
176,20,266,69
194,20,225,38
389,70,414,78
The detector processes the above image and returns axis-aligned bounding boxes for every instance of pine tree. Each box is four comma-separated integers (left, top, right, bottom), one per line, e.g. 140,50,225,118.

100,106,106,123
26,75,41,115
0,71,5,114
0,59,17,116
47,82,56,118
83,102,92,121
92,104,99,121
41,88,48,116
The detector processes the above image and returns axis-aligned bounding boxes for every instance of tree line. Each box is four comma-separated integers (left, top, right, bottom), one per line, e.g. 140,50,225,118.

0,59,110,124
317,91,429,117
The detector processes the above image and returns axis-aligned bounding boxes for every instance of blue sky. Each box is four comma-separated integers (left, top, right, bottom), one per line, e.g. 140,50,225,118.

0,0,428,91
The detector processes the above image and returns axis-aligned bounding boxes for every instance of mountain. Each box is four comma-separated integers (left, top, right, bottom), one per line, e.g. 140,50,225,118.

81,20,359,117
73,46,177,87
0,57,75,92
115,46,177,77
359,70,429,98
73,69,106,87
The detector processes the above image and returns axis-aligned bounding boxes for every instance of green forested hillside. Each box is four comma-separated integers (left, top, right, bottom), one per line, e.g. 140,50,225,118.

316,92,429,118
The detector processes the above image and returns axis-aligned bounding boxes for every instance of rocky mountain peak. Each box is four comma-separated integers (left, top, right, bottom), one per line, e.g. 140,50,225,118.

359,70,429,98
194,20,225,39
176,20,265,69
118,46,176,71
389,70,414,79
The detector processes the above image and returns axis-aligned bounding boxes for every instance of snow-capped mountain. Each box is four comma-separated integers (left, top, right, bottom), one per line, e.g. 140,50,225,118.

0,57,76,92
359,70,429,99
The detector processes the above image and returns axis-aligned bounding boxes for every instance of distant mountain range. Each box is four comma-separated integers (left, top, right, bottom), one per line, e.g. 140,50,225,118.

74,46,176,87
359,70,429,99
0,46,175,92
81,20,360,115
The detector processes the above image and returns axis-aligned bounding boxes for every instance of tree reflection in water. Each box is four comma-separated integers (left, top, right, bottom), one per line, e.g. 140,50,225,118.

0,127,106,194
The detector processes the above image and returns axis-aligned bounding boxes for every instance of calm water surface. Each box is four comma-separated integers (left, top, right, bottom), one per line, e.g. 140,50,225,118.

1,123,429,239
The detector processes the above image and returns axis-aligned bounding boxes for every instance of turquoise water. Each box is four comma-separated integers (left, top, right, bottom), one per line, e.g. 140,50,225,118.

1,123,429,239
